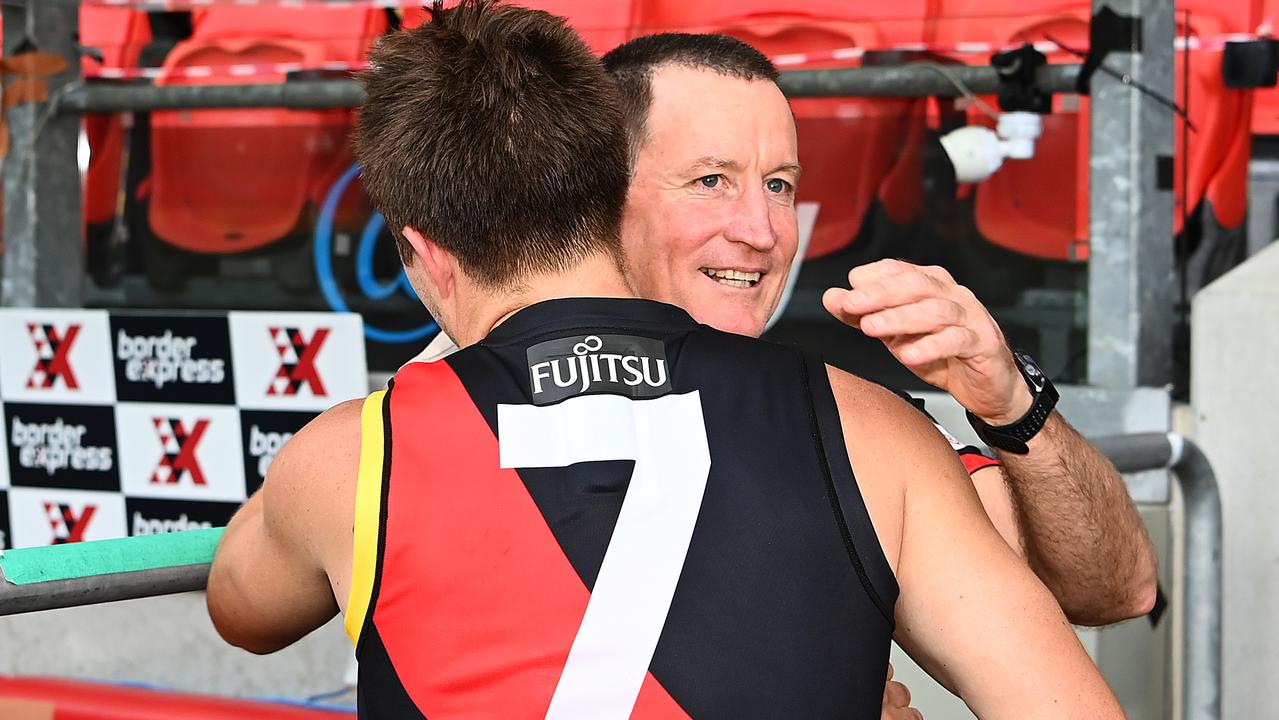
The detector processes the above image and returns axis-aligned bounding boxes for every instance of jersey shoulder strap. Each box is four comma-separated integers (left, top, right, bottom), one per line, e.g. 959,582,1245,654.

801,355,899,623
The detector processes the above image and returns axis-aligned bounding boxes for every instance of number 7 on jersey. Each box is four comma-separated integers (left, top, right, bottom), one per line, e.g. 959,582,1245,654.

498,392,711,720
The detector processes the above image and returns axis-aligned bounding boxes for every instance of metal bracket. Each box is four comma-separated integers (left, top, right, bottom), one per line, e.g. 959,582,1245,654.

992,44,1052,113
1077,5,1143,94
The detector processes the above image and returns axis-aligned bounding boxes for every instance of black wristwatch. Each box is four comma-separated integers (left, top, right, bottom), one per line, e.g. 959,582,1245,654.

966,350,1059,455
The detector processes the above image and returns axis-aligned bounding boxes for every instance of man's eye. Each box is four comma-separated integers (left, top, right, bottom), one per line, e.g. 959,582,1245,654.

765,178,792,193
698,175,721,188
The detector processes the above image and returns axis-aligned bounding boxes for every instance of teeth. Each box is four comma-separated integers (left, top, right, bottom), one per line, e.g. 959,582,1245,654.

700,268,762,286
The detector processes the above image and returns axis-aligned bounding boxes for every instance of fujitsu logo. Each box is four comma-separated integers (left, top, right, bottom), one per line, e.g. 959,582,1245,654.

151,418,210,485
267,327,330,397
45,502,96,544
526,334,672,405
26,323,80,389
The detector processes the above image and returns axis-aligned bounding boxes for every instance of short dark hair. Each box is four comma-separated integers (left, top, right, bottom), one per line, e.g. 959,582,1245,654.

356,0,629,287
601,33,779,165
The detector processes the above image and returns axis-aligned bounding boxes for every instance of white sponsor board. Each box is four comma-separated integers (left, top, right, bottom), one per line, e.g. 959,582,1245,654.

0,309,116,405
7,486,127,548
228,311,367,411
115,403,246,502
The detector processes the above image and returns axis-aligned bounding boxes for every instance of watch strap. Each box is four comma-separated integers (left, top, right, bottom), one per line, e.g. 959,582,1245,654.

965,352,1059,454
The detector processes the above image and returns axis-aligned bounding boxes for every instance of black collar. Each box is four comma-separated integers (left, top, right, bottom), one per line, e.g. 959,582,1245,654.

481,297,698,346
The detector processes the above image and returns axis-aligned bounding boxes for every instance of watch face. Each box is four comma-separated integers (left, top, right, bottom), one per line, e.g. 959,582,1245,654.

1017,352,1048,393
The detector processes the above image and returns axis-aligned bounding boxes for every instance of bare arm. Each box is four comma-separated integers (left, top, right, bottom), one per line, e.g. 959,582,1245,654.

831,370,1123,718
993,412,1157,625
823,258,1157,625
206,400,361,654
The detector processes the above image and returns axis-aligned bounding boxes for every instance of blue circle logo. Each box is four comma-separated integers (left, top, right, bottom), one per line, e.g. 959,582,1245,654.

313,164,438,344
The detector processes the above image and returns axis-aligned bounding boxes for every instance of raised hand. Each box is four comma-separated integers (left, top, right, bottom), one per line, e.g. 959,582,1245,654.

822,259,1031,425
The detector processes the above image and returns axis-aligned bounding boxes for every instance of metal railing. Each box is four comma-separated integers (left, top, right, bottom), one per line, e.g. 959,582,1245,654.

1091,432,1222,720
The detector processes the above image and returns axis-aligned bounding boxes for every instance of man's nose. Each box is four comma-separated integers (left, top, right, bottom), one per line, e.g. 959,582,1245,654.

725,185,778,252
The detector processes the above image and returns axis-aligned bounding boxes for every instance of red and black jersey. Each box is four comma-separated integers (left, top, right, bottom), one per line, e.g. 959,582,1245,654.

346,298,899,719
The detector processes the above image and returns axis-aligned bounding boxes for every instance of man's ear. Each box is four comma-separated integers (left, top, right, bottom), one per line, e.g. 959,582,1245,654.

400,226,455,299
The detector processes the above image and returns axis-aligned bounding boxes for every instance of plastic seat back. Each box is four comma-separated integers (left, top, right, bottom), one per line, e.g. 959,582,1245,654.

401,1,642,54
81,7,152,228
148,7,385,254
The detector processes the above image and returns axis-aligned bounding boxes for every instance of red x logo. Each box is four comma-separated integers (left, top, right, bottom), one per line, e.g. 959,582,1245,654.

267,327,330,397
45,502,96,544
26,323,80,390
152,418,211,486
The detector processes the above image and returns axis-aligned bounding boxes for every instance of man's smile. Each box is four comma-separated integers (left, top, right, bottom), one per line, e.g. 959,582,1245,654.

699,267,763,289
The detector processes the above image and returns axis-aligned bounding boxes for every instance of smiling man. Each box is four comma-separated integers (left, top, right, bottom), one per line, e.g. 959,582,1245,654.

614,61,800,337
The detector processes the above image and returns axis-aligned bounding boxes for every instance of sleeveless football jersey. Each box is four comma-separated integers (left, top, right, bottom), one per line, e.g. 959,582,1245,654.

346,298,898,719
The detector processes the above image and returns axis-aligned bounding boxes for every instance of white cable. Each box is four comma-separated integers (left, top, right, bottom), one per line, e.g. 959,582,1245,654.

910,61,1001,121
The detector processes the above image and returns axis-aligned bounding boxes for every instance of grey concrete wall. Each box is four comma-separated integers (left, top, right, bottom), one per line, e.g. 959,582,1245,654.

0,591,351,701
1191,240,1279,718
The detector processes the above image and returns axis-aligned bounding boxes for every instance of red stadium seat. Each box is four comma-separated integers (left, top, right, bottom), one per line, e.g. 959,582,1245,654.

935,0,1259,261
148,7,386,254
0,676,351,720
638,0,935,259
80,7,151,230
400,1,642,54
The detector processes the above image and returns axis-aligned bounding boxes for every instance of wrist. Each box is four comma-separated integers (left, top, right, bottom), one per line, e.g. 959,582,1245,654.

977,382,1035,427
966,350,1059,455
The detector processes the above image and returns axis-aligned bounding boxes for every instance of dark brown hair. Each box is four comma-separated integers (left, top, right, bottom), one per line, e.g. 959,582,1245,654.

601,33,779,165
356,0,629,287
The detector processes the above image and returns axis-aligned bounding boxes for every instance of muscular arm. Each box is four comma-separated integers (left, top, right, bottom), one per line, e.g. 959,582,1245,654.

206,400,361,654
989,412,1157,625
824,258,1157,625
831,370,1123,718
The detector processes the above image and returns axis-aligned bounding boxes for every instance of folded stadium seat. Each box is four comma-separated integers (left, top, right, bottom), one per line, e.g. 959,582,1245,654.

0,676,351,719
80,7,152,235
637,0,935,259
935,0,1259,262
148,7,386,255
401,1,642,54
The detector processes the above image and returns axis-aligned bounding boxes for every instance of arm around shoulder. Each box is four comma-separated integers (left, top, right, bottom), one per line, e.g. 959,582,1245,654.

826,367,1124,719
207,399,363,654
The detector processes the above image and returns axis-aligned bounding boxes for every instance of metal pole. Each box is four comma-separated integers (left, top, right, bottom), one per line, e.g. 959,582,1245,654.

61,78,366,114
0,564,210,616
1092,432,1222,720
777,62,1082,99
1087,0,1177,387
58,62,1085,114
1,1,83,307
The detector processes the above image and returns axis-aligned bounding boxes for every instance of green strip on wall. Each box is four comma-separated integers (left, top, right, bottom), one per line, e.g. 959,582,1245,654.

0,528,225,585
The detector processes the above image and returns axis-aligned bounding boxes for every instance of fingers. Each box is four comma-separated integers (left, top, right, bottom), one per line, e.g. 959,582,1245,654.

858,297,967,340
822,287,863,330
887,325,980,367
841,269,950,317
845,260,956,306
882,663,923,720
884,679,912,708
846,258,954,289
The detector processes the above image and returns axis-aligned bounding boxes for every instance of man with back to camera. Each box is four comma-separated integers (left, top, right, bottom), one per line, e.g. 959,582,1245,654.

207,3,1125,717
